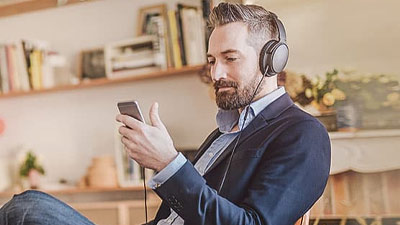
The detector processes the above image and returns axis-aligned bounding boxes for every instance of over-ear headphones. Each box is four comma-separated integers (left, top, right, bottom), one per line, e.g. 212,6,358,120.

259,16,289,77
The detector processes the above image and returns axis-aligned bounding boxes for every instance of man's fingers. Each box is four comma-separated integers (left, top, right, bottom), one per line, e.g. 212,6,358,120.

116,114,143,131
149,102,167,132
121,136,136,150
121,137,139,158
149,102,161,127
119,126,135,140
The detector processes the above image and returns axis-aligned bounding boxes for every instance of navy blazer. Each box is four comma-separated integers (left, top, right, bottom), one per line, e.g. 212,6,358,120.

151,93,331,225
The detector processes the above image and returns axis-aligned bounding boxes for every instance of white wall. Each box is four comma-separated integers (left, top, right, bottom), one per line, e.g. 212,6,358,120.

256,0,400,77
1,0,399,188
0,0,216,188
0,0,199,75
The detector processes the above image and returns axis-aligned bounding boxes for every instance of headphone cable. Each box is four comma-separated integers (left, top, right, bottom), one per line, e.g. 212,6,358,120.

217,69,267,193
143,167,148,224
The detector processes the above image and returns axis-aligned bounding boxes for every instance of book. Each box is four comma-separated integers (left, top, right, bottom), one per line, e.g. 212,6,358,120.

167,10,183,69
0,45,10,94
105,36,163,79
6,45,18,91
29,49,43,90
148,15,168,70
176,5,187,66
180,6,207,66
15,40,31,91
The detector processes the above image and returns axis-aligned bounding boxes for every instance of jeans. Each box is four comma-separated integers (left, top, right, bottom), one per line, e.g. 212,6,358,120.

0,190,95,225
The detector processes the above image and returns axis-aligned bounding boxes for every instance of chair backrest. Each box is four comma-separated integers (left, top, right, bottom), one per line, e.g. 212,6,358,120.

294,210,310,225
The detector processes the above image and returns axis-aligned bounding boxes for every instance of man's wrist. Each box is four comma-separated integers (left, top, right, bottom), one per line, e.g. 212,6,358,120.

148,152,187,189
157,151,179,172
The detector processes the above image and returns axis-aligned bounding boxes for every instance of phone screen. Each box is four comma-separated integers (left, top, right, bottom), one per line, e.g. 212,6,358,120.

117,101,145,123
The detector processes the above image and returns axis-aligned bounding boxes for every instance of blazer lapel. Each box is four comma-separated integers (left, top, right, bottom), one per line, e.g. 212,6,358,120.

204,93,294,175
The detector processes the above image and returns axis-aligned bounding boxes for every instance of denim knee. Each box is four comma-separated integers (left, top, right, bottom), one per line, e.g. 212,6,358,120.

1,190,94,225
3,190,56,210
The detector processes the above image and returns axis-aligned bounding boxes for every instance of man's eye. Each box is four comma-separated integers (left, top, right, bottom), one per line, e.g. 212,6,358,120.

226,58,237,62
208,60,215,65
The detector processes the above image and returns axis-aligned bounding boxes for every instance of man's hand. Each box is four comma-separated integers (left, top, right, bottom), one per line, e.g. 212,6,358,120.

116,102,178,172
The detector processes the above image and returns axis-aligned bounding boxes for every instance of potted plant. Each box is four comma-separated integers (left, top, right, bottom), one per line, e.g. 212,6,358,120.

333,70,400,130
281,69,347,131
19,151,45,189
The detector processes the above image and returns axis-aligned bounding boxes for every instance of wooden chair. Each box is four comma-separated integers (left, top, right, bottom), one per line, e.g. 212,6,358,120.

294,210,310,225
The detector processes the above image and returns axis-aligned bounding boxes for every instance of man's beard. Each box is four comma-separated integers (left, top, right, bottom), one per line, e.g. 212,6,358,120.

213,76,261,110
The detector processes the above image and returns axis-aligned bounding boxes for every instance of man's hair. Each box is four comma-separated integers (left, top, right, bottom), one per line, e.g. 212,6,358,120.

208,3,279,52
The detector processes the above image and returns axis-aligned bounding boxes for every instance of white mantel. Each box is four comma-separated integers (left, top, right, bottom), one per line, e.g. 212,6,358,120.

329,129,400,175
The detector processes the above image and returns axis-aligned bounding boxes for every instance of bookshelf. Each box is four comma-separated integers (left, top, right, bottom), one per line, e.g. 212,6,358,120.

0,65,204,99
0,2,208,223
0,0,93,18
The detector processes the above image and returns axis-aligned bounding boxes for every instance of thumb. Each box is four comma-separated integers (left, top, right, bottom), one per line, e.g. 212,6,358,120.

149,102,167,131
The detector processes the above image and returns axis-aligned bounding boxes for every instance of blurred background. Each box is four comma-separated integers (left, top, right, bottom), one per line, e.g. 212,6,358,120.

0,0,399,224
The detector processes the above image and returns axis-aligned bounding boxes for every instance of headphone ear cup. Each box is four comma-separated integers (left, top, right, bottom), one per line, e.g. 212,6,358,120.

268,42,289,76
259,40,277,77
259,41,289,77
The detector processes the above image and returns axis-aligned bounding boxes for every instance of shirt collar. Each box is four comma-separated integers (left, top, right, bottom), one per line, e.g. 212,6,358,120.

216,86,286,133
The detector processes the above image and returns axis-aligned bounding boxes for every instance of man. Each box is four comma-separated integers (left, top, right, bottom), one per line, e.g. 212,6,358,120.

0,3,330,225
117,3,330,225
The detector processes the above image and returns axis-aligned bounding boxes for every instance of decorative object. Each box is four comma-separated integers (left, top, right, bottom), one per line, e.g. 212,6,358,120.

19,151,45,189
282,68,400,130
280,70,315,107
85,155,118,188
309,69,347,113
280,70,343,131
137,4,168,36
335,99,363,131
315,111,338,132
79,47,106,80
333,70,400,130
137,4,169,69
0,156,11,191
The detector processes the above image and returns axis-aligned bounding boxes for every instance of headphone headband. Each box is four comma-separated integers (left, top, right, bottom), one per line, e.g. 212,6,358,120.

275,18,286,43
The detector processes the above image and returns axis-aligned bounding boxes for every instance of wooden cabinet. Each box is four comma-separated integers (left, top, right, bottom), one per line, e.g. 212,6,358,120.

0,187,162,225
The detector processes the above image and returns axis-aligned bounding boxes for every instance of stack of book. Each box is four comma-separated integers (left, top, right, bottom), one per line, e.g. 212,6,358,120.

105,36,164,78
164,4,207,69
0,40,69,94
105,4,207,79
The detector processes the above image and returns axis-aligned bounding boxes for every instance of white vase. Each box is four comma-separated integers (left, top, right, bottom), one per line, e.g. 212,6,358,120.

28,169,41,189
0,157,11,191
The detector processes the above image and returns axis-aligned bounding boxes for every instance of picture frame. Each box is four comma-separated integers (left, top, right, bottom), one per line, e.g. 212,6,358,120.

114,126,141,187
78,47,106,80
210,0,244,7
137,4,168,36
114,125,154,187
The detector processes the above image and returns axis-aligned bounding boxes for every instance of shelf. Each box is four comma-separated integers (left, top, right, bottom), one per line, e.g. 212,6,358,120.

310,214,400,219
0,185,149,198
0,65,204,99
0,0,93,18
329,129,400,140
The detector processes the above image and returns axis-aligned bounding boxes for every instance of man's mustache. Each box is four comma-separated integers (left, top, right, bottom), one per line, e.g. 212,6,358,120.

213,80,238,91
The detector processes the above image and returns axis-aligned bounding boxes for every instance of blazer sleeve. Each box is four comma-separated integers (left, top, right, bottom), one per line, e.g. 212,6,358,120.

153,119,331,225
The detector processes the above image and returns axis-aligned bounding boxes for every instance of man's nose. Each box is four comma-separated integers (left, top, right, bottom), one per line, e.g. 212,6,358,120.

211,61,227,81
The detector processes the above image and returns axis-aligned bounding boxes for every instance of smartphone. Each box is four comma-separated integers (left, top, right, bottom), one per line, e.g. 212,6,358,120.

117,100,145,123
